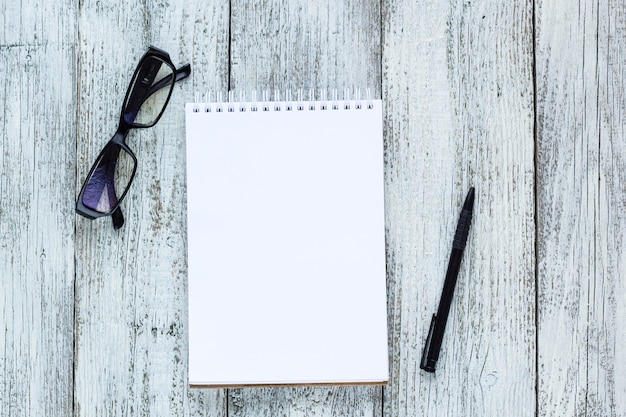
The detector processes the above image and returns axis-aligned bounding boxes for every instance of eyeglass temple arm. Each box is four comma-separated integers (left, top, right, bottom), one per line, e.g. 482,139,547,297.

175,63,191,82
144,63,191,101
111,206,124,230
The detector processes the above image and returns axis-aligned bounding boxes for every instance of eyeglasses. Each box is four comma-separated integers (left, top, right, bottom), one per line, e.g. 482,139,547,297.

76,46,191,229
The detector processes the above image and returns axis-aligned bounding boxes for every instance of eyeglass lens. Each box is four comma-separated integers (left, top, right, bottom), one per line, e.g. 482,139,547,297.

123,56,175,127
82,143,136,214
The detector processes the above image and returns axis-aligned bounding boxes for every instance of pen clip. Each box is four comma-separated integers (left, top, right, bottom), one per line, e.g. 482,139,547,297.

420,314,438,373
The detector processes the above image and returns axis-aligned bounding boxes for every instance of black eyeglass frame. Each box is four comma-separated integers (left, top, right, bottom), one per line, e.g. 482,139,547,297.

76,46,191,229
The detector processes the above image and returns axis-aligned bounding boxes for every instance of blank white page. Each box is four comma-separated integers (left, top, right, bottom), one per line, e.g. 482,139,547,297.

186,99,388,387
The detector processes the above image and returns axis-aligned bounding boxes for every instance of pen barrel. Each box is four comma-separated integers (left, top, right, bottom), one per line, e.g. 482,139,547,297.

452,209,473,250
437,250,463,320
420,187,474,374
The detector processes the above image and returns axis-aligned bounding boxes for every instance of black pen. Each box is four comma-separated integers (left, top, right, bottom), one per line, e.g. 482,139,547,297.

420,187,475,373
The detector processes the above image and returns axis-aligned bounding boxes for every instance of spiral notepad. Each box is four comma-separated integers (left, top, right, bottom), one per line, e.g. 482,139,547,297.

186,91,388,388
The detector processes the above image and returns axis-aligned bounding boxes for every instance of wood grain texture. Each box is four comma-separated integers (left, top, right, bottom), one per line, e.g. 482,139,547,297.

1,1,626,416
536,0,626,415
227,1,383,416
0,1,76,416
73,1,229,416
229,387,383,417
382,0,536,415
230,0,382,98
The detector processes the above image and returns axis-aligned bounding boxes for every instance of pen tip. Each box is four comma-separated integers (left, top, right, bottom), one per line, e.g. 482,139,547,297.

463,187,475,211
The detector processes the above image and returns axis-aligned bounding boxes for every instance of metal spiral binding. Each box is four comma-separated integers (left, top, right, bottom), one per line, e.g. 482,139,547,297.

191,88,376,113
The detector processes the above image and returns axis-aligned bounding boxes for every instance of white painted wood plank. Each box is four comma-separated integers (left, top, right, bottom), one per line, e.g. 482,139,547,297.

0,1,77,416
597,4,626,415
230,0,382,98
229,387,383,416
536,0,626,415
227,1,383,416
73,1,229,416
2,1,622,416
382,0,536,416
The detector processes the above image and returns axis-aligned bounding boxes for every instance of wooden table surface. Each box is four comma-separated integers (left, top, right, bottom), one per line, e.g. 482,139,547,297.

1,1,624,416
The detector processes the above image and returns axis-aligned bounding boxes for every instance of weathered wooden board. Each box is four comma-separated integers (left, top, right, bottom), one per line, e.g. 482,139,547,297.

2,0,626,416
382,0,536,415
73,1,229,416
0,1,77,416
536,0,626,415
230,0,382,97
226,0,384,416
